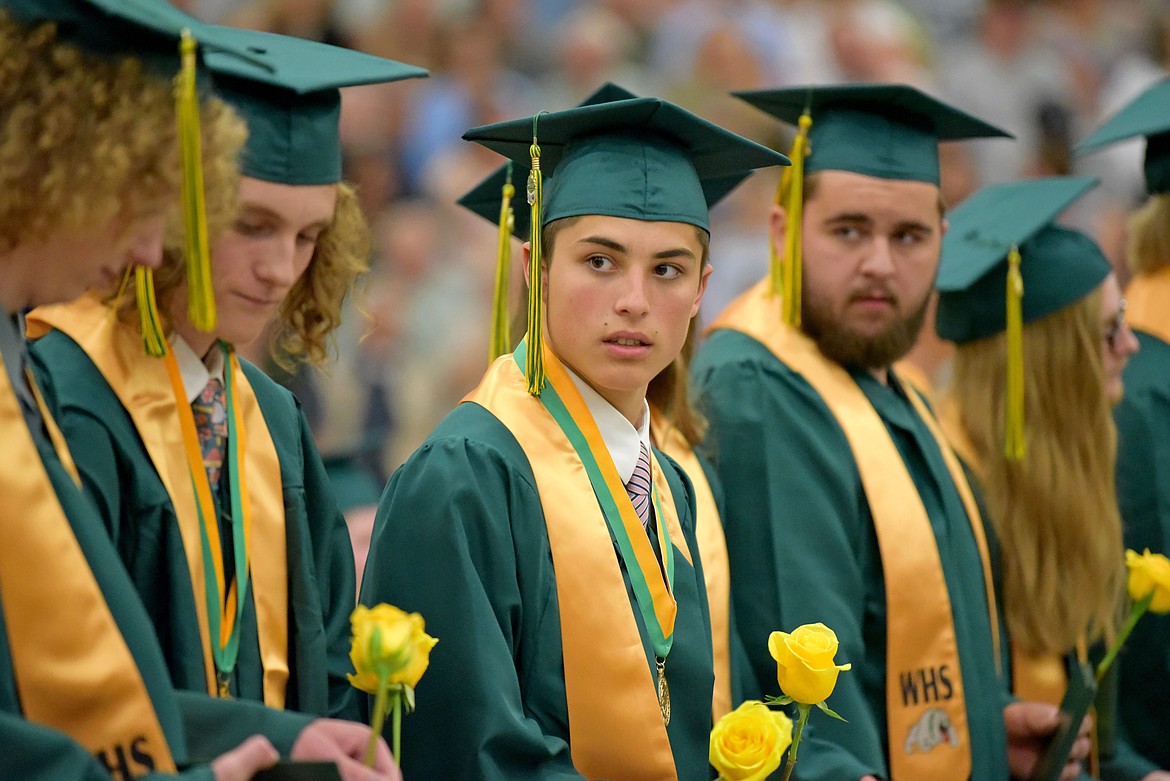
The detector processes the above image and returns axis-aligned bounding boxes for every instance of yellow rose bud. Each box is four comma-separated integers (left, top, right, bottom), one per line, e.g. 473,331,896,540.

769,623,852,705
1126,549,1170,614
347,603,439,694
709,700,793,781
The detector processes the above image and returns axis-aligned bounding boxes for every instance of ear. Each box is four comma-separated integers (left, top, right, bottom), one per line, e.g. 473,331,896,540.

690,263,713,319
521,242,532,289
768,203,788,258
939,216,949,240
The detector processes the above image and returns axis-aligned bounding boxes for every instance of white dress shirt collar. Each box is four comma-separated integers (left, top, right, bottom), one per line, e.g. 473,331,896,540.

173,335,225,404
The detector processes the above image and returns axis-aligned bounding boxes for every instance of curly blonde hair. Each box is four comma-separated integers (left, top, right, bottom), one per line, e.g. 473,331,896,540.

945,289,1124,655
271,182,370,367
0,13,234,250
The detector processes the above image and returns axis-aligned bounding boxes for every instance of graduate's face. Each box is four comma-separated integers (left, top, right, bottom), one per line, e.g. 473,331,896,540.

207,177,337,348
1099,273,1138,404
32,212,167,309
777,170,944,370
530,215,710,424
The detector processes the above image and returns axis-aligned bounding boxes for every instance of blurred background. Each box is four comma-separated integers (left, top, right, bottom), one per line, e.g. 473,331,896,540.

183,0,1170,498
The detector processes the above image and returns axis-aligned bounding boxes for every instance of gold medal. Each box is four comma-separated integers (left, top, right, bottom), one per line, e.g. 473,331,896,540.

216,670,232,699
656,657,670,726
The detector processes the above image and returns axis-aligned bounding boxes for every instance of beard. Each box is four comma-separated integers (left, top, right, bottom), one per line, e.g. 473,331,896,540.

801,287,930,370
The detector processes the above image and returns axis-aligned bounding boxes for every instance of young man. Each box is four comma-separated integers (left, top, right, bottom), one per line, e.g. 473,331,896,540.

360,97,787,779
28,30,425,720
1078,78,1170,774
0,2,400,779
692,83,1087,781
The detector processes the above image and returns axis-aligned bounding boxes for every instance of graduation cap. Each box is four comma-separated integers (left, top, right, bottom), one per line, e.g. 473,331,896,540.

202,27,428,186
457,84,758,361
731,82,1014,327
462,95,790,393
1076,76,1170,195
934,175,1107,459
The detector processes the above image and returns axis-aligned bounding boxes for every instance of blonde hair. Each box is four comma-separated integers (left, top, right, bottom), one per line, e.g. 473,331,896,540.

1126,193,1170,276
647,321,707,446
947,289,1123,655
271,182,371,367
0,13,222,250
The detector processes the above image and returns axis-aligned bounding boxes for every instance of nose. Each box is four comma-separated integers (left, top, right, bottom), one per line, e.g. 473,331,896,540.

254,237,301,288
859,237,896,278
125,216,167,270
1118,321,1140,357
614,268,650,318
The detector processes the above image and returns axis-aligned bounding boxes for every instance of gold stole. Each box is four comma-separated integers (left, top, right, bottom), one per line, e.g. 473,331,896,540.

27,296,290,707
712,280,1000,780
464,351,692,781
1125,268,1170,346
0,350,176,774
650,407,732,721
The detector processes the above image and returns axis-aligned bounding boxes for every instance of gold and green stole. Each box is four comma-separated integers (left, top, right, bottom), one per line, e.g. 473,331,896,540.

651,406,732,721
28,295,290,708
1126,267,1170,346
712,279,1000,780
464,340,693,781
0,346,176,775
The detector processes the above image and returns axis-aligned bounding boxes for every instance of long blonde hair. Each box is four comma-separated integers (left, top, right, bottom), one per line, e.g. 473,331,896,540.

947,288,1123,655
1127,193,1170,276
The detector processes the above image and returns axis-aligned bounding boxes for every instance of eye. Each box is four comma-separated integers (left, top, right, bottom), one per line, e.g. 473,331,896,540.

586,254,614,271
832,224,862,241
893,229,926,246
234,218,273,238
654,263,683,280
296,229,323,247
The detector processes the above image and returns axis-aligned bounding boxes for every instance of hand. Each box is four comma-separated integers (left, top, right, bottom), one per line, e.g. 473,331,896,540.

1003,701,1091,781
291,718,401,781
210,735,279,781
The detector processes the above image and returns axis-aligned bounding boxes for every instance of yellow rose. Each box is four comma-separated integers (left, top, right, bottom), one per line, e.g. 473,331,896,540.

769,623,852,705
709,701,793,781
1126,549,1170,614
346,603,439,693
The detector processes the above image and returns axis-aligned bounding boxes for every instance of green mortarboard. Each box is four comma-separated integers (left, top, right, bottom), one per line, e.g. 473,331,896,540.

1076,77,1170,195
462,96,789,232
457,83,754,238
202,28,428,185
733,83,1012,185
935,176,1108,343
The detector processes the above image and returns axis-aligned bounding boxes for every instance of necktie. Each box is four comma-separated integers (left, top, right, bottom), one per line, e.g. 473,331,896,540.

192,378,228,487
626,442,652,528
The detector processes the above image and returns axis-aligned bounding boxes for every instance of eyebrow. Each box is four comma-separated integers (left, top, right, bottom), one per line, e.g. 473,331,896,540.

824,213,935,233
239,202,331,232
577,235,697,260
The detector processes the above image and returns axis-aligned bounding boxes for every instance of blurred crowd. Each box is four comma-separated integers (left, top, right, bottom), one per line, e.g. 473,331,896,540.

177,0,1170,483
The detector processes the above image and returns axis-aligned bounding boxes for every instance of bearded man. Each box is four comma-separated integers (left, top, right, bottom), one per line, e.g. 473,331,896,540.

692,84,1090,781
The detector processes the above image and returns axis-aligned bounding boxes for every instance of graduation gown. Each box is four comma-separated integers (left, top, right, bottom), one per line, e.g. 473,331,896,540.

691,327,1009,781
27,325,356,720
1113,329,1170,771
359,396,716,780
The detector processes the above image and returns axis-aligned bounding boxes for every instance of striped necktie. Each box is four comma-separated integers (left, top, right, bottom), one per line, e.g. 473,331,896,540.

626,442,652,528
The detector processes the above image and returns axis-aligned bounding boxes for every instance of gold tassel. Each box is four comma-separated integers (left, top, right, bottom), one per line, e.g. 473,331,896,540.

776,110,812,327
525,115,547,396
175,30,216,332
489,162,515,363
135,266,169,358
1004,245,1026,460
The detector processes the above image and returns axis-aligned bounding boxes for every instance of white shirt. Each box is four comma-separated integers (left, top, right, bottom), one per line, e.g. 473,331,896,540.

563,366,650,485
173,335,226,404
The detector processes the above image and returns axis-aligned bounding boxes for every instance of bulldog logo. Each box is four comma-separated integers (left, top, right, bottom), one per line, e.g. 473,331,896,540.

904,708,960,754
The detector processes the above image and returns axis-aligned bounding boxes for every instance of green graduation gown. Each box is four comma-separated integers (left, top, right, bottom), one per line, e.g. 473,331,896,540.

692,328,1010,781
28,328,357,720
359,401,716,780
0,357,310,779
1113,329,1170,770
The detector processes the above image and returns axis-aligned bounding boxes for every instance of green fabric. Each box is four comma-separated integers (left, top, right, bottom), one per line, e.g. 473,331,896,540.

359,401,716,780
1113,330,1170,770
28,330,358,721
462,97,789,232
733,83,1012,185
935,177,1109,343
1076,77,1170,194
0,388,219,779
203,28,426,186
691,329,1010,781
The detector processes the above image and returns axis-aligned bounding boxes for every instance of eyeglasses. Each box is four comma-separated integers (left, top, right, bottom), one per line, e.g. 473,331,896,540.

1105,298,1129,351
